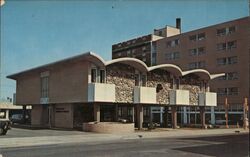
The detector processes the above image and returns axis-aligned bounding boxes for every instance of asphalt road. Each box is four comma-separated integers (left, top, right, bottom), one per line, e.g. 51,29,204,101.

0,133,249,157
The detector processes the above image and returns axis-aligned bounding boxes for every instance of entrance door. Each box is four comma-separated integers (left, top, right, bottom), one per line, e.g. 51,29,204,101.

100,105,115,122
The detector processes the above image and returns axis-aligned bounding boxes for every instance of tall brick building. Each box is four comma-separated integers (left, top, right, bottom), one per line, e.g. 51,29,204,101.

112,17,250,125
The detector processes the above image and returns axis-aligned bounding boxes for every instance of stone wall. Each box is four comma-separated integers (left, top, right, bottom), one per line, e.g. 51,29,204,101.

147,69,171,104
180,74,201,105
106,64,135,103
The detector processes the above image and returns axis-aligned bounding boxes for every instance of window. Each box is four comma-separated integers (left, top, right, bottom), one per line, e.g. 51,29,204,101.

127,107,133,116
188,61,205,69
217,26,236,36
91,69,97,83
100,70,105,83
219,72,238,80
228,56,237,64
135,74,140,86
227,41,237,50
217,87,238,96
166,39,179,48
217,88,227,96
142,58,146,62
217,28,226,36
143,107,150,116
142,46,147,51
197,61,206,68
228,26,236,34
127,50,131,56
217,58,227,66
198,33,205,40
141,75,147,86
190,47,206,56
174,39,180,46
198,47,206,55
166,41,171,48
188,62,197,70
41,76,49,98
189,48,197,56
165,52,180,60
189,35,197,41
217,43,226,51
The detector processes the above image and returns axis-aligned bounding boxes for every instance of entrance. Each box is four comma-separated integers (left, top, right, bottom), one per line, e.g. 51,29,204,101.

100,105,115,122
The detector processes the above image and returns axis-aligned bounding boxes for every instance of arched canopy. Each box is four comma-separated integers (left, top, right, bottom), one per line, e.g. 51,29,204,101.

105,57,148,72
182,69,211,80
84,52,106,67
148,64,183,77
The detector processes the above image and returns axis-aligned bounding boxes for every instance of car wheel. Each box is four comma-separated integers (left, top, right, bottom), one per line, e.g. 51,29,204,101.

2,129,7,135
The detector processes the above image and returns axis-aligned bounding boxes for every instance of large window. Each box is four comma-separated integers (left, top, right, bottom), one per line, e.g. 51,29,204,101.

91,68,97,83
189,33,206,42
217,87,239,96
100,69,105,83
219,72,238,80
188,61,206,69
217,26,236,36
227,40,237,50
166,39,180,48
165,52,180,60
189,47,206,56
217,56,237,66
41,76,49,98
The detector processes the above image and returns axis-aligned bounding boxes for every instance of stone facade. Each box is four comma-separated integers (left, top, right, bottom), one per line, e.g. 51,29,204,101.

147,69,171,104
180,74,201,105
106,64,135,103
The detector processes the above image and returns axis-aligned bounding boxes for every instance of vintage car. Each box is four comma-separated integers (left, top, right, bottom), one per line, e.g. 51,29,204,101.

0,112,11,135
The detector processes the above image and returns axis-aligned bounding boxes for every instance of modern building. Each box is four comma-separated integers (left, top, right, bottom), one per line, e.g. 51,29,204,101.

7,52,223,130
112,17,249,125
112,19,181,66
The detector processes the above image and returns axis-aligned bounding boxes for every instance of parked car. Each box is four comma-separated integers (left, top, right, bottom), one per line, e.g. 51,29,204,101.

10,114,29,124
0,112,11,135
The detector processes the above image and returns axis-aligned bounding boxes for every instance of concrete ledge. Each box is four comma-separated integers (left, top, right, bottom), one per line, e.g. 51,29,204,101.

83,122,134,134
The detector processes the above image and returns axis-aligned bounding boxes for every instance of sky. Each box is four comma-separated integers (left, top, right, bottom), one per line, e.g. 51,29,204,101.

0,0,249,101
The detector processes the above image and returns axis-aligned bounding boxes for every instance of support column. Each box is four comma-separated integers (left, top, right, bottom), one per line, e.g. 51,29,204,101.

132,106,135,123
163,106,168,128
160,107,163,124
200,106,206,129
114,104,118,122
22,105,27,124
136,104,143,130
94,103,100,122
171,106,177,129
183,107,187,124
6,109,9,120
210,106,215,125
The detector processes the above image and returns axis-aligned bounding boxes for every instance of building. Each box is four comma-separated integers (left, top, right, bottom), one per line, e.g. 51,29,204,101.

112,19,181,66
112,17,249,125
7,52,223,130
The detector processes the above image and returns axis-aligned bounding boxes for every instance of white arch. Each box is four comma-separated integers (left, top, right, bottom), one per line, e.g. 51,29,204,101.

105,57,148,72
182,69,212,80
148,64,183,77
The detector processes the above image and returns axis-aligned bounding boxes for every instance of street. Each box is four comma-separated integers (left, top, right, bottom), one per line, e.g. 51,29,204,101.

0,129,249,157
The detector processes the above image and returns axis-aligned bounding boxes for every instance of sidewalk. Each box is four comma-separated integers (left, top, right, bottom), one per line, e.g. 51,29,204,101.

0,128,248,149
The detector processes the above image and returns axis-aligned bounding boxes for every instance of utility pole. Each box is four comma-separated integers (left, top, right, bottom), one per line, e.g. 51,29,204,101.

225,97,229,129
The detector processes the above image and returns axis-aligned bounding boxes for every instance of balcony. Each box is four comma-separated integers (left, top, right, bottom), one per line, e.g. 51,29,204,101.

198,92,217,106
88,83,115,102
169,90,189,105
134,86,156,104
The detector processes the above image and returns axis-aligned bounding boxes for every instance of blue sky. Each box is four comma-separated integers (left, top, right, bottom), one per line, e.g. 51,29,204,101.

0,0,249,100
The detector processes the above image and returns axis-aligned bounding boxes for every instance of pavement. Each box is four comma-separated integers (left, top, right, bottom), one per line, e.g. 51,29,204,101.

0,127,249,149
